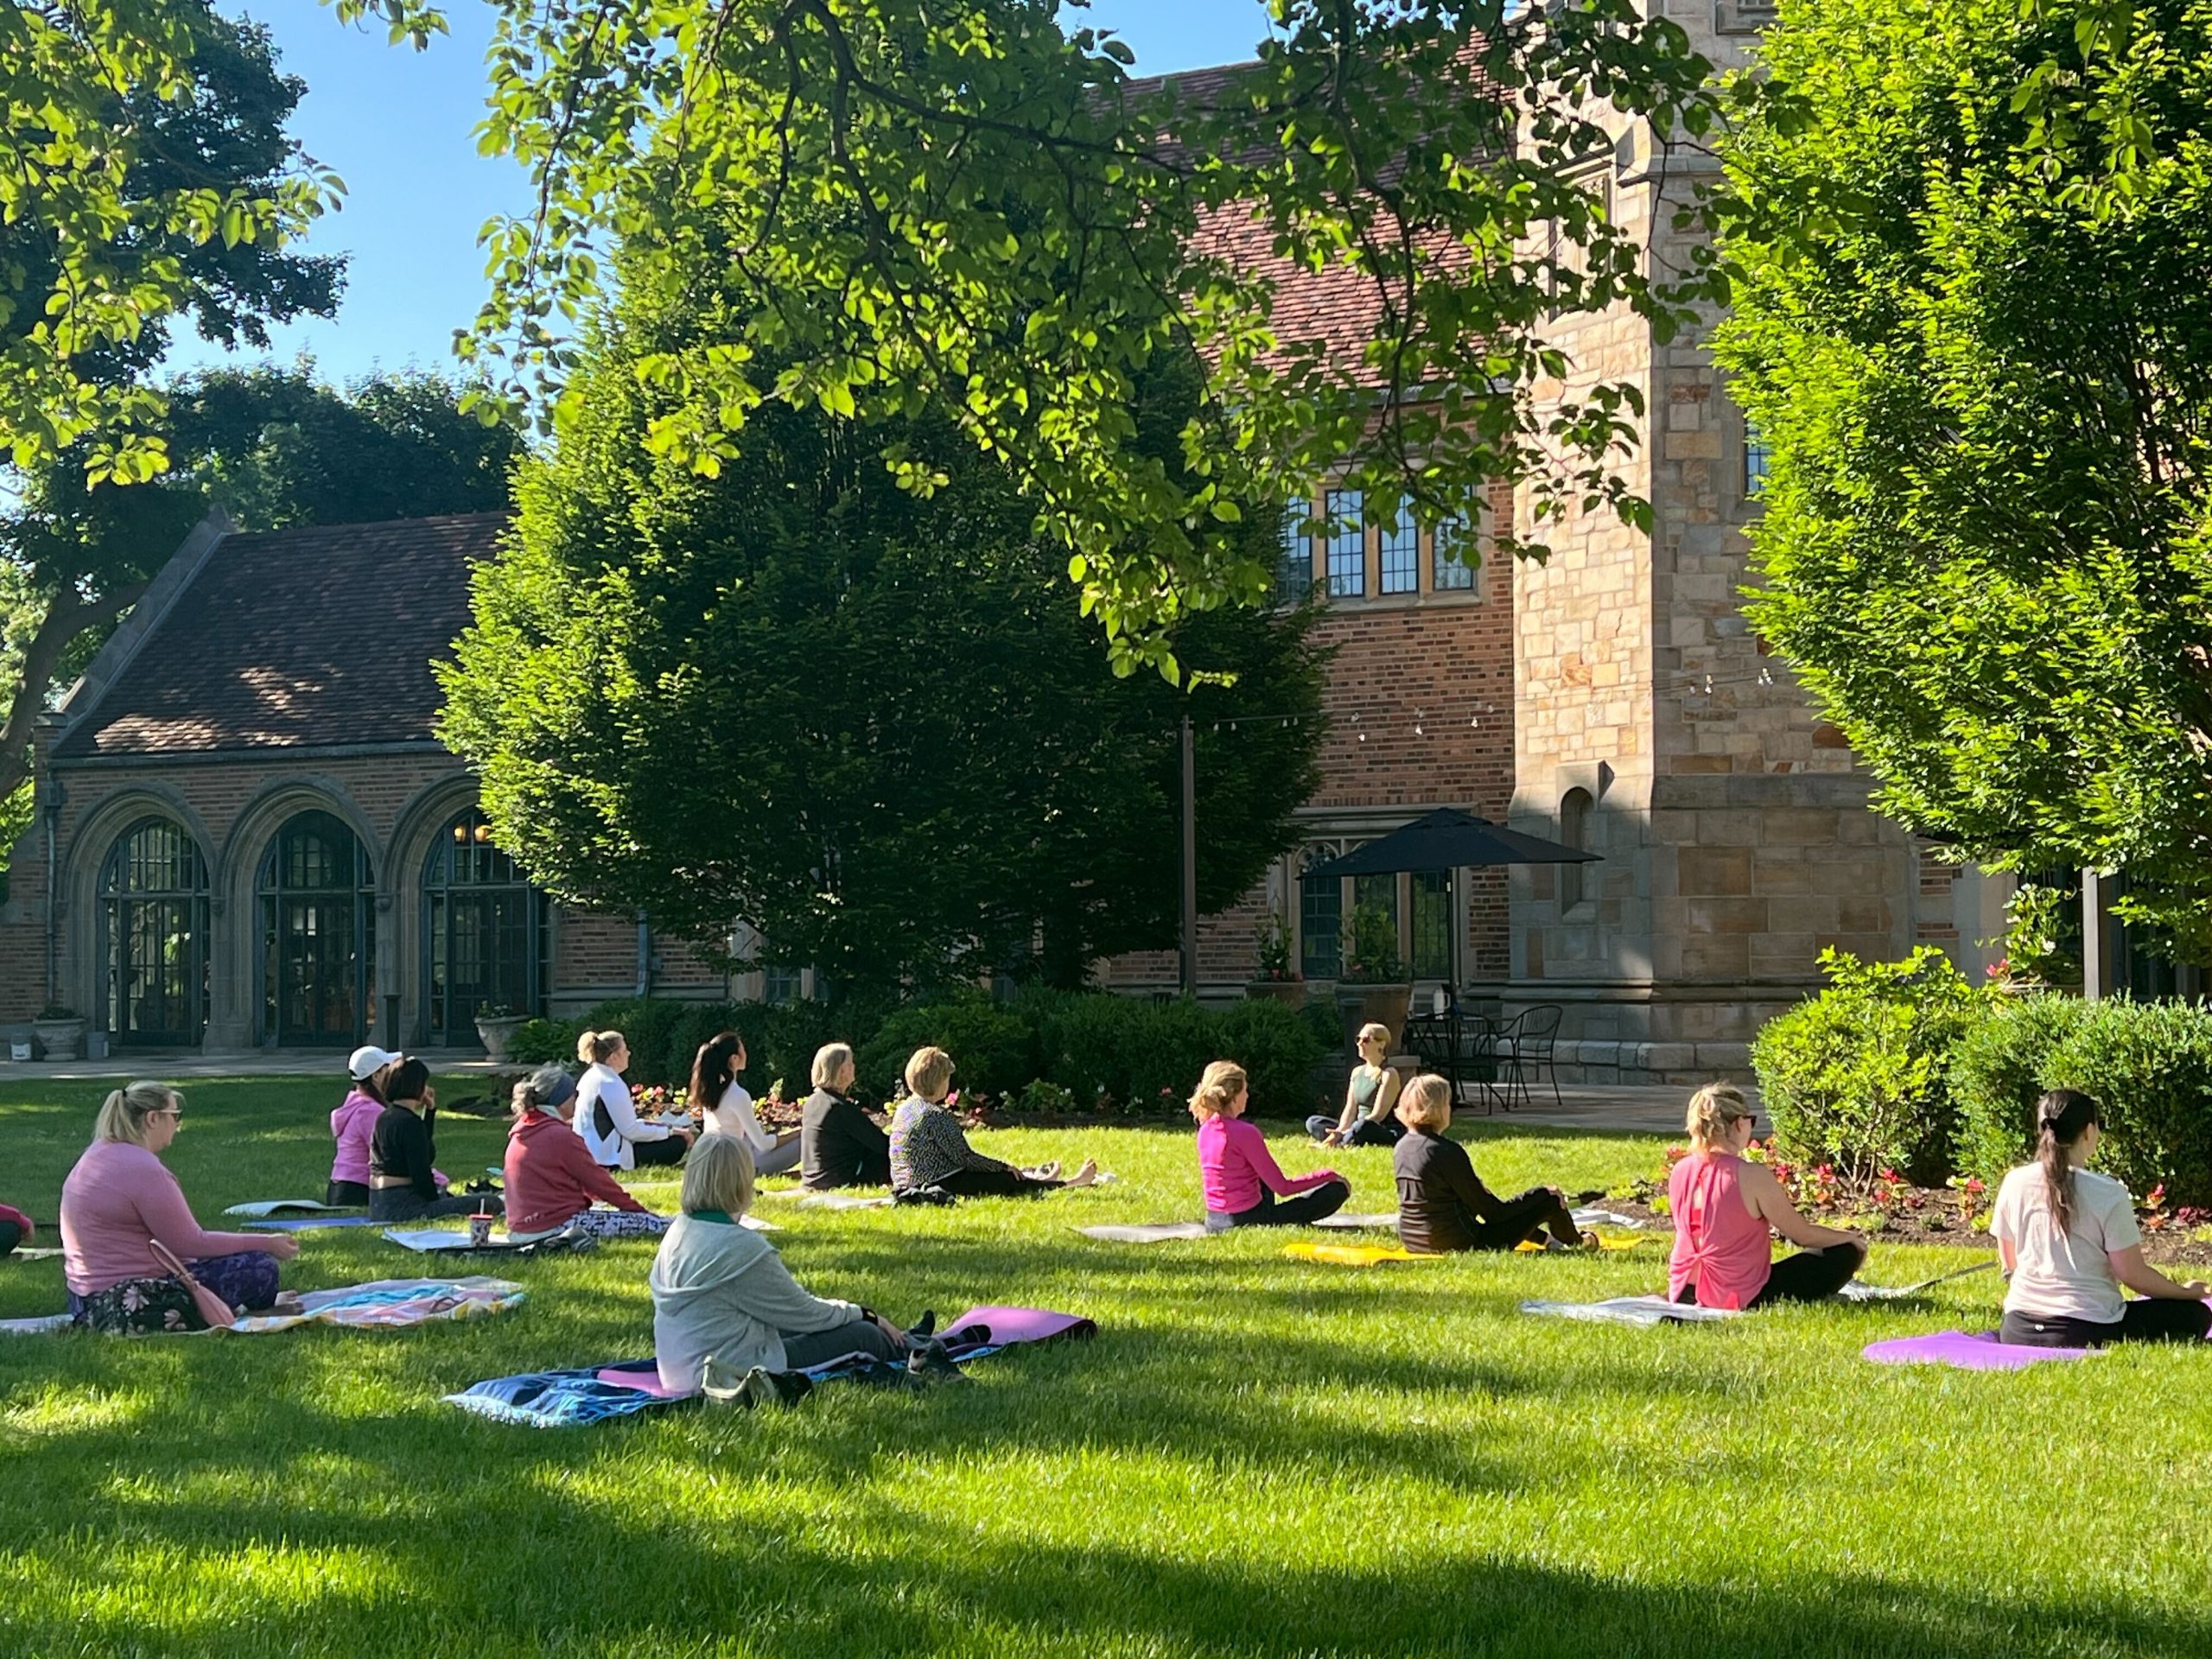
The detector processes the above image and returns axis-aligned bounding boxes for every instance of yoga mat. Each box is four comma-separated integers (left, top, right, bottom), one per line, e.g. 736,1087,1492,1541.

386,1214,772,1252
1314,1212,1399,1230
1837,1261,1998,1302
0,1313,74,1336
5,1246,65,1261
222,1198,359,1218
1863,1330,2101,1370
1078,1222,1209,1243
1520,1295,1741,1326
245,1216,384,1232
2,1278,526,1338
1284,1242,1434,1267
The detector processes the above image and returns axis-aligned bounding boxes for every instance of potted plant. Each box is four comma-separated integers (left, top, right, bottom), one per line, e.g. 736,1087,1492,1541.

1333,901,1411,1048
1247,909,1305,1008
474,1003,528,1063
33,1005,87,1063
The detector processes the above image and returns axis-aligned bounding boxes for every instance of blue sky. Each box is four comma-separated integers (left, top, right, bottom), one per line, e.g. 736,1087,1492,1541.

163,2,1279,386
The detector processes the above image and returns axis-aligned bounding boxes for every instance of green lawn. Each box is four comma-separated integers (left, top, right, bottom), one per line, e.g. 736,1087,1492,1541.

2,1076,2208,1658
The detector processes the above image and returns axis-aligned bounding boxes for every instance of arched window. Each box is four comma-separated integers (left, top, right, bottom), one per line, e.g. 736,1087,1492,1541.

1560,789,1593,912
421,809,546,1046
99,817,209,1046
258,810,374,1046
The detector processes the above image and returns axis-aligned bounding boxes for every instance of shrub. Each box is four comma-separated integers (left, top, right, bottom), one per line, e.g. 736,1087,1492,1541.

1215,997,1329,1115
1751,946,1986,1185
1951,994,2095,1184
856,995,1039,1099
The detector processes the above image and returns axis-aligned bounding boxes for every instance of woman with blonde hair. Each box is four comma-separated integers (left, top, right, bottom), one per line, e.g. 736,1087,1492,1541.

1667,1082,1866,1309
1393,1074,1586,1253
650,1132,912,1391
1192,1060,1349,1230
59,1083,298,1333
800,1041,891,1191
1991,1090,2209,1347
1307,1023,1405,1147
575,1028,692,1171
888,1046,1097,1198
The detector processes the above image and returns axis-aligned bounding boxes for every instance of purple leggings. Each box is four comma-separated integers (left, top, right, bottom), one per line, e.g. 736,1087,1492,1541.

191,1250,283,1313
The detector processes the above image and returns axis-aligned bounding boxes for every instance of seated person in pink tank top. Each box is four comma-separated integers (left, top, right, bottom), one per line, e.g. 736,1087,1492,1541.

1667,1083,1865,1310
1191,1060,1349,1231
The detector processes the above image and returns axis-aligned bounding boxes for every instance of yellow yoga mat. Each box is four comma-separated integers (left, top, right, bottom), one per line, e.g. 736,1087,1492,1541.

1283,1242,1440,1267
1514,1235,1648,1254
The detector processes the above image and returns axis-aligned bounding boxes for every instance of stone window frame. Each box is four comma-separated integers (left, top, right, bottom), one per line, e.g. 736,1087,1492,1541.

1558,788,1596,918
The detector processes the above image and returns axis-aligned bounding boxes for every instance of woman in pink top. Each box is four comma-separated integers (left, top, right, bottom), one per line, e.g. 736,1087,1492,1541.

60,1082,300,1334
327,1044,399,1205
1191,1060,1349,1231
1667,1083,1865,1310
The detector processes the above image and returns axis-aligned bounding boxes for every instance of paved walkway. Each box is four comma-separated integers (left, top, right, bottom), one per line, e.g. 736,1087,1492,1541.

1469,1085,1697,1137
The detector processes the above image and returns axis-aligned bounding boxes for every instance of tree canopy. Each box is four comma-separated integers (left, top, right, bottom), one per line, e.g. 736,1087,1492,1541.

460,0,1729,678
437,275,1326,995
1715,0,2212,951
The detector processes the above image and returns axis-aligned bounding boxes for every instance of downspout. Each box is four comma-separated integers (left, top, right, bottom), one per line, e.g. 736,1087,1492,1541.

635,910,652,999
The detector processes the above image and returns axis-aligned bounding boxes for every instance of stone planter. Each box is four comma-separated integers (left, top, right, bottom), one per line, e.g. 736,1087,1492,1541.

1333,982,1413,1050
474,1015,528,1064
1246,980,1306,1010
33,1018,86,1062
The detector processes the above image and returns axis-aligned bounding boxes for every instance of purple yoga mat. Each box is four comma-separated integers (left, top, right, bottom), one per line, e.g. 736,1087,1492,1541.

1863,1329,2098,1370
597,1360,690,1398
943,1305,1096,1346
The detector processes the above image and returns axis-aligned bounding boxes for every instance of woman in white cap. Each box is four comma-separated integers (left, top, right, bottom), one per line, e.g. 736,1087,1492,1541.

327,1045,399,1205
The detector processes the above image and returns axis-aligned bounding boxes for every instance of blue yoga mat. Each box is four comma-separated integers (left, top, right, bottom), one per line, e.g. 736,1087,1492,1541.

245,1216,385,1232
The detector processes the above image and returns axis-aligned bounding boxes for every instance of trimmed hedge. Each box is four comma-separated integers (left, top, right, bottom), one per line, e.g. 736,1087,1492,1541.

504,988,1331,1115
1954,995,2212,1204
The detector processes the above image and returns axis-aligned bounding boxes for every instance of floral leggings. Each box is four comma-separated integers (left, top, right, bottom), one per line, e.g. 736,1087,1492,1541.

69,1250,282,1335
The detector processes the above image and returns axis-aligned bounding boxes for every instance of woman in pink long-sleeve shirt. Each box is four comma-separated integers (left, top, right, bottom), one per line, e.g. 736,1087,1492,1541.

60,1083,298,1333
1190,1060,1349,1232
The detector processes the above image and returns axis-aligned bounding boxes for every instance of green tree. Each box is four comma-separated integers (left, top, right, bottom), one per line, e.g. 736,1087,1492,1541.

1714,0,2212,955
463,0,1729,677
437,287,1326,995
0,365,525,872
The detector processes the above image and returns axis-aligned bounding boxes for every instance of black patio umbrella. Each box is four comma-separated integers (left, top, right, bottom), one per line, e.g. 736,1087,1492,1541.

1302,807,1598,990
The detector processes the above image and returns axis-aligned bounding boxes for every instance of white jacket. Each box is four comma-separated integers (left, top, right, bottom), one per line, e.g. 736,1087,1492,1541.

702,1081,774,1156
575,1063,669,1171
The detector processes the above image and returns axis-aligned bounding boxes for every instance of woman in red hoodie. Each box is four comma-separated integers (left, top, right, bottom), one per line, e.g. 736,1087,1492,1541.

504,1066,670,1242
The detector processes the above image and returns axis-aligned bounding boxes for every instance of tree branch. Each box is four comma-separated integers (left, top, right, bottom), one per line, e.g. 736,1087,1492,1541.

0,581,149,800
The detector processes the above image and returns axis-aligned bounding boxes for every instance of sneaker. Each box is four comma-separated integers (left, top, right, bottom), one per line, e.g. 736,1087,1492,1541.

741,1366,814,1408
905,1337,968,1384
906,1309,938,1341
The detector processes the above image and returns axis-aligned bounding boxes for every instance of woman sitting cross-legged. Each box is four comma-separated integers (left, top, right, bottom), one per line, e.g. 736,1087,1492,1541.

576,1028,693,1171
1668,1082,1866,1310
60,1083,299,1333
1394,1074,1588,1253
327,1045,398,1206
504,1065,668,1243
370,1058,504,1224
1306,1023,1406,1147
800,1042,891,1191
693,1031,801,1178
889,1046,1097,1198
652,1133,915,1392
1192,1060,1350,1231
1993,1089,2210,1349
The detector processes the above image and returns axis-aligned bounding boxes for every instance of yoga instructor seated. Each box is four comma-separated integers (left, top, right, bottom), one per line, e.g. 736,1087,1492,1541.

576,1028,692,1171
651,1134,912,1392
889,1046,1097,1198
1668,1083,1865,1309
1992,1089,2210,1348
1192,1060,1349,1230
504,1065,664,1243
800,1042,891,1191
59,1083,298,1333
1394,1074,1587,1253
1307,1023,1406,1147
371,1058,504,1224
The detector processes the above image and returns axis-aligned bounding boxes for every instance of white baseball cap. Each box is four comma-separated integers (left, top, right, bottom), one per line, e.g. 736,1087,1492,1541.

348,1045,402,1080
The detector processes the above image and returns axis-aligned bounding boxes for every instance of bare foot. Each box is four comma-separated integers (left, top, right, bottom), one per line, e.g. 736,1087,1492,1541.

1062,1159,1100,1189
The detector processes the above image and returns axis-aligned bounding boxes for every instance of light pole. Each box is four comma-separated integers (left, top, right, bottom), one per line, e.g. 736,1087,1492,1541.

1180,714,1198,998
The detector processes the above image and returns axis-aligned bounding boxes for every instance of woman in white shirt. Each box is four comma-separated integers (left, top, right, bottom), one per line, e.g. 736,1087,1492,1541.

574,1029,694,1171
690,1031,801,1177
1992,1089,2209,1348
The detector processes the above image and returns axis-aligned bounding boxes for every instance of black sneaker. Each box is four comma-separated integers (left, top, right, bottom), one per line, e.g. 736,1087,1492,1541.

905,1337,967,1384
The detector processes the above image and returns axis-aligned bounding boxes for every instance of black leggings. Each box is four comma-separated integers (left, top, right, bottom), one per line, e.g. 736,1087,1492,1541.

325,1180,371,1207
1999,1298,2212,1349
370,1189,506,1223
627,1137,690,1169
1207,1178,1352,1231
0,1219,21,1257
781,1317,900,1369
934,1166,1063,1198
1304,1115,1404,1147
1466,1186,1580,1251
1676,1241,1866,1308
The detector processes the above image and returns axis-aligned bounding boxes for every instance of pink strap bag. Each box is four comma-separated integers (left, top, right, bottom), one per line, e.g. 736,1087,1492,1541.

147,1239,238,1331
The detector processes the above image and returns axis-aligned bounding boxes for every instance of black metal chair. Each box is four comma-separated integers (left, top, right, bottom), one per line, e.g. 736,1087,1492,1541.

1401,1010,1461,1108
1495,1004,1564,1112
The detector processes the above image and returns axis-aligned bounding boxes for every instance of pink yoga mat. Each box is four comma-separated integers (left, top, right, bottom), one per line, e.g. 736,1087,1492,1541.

597,1360,692,1397
942,1306,1096,1346
1863,1330,2098,1369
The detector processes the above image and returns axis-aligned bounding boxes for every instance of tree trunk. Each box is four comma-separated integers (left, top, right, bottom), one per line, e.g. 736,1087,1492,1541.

0,582,147,800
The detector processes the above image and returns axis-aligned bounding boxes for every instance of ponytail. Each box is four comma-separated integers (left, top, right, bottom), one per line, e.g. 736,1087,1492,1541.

512,1065,578,1120
1188,1060,1248,1121
1685,1082,1754,1151
92,1082,179,1148
577,1028,625,1066
2035,1089,2101,1233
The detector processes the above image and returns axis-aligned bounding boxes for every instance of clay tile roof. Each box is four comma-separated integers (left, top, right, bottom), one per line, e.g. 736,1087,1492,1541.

54,512,507,760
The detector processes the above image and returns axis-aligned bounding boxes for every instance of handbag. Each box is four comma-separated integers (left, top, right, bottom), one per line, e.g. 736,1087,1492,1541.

148,1239,238,1331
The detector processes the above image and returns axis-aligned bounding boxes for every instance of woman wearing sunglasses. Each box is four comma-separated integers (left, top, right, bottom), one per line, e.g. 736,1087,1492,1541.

58,1083,298,1334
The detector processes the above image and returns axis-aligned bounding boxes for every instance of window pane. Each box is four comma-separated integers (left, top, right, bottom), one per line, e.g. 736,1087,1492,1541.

1325,487,1364,598
1411,872,1452,979
1433,516,1476,591
1300,864,1341,979
1274,503,1312,600
1745,420,1771,499
764,965,802,1007
1378,514,1417,594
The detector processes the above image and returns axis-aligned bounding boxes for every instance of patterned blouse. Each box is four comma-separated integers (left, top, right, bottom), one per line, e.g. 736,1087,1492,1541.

887,1096,1007,1192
